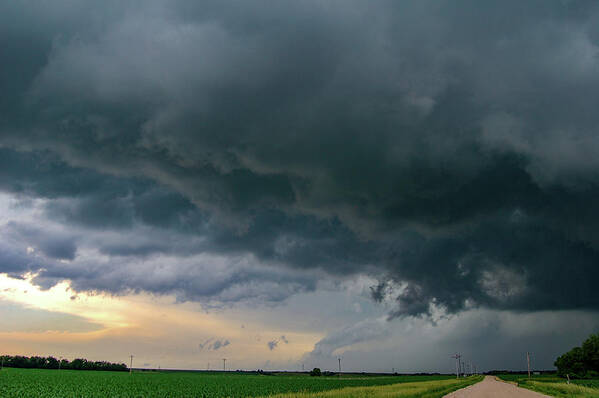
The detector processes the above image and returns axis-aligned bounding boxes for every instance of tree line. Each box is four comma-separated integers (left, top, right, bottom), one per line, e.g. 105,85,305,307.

0,355,128,371
555,333,599,378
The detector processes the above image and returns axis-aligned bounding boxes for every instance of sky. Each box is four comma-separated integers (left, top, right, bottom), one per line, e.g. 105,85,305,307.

1,0,599,373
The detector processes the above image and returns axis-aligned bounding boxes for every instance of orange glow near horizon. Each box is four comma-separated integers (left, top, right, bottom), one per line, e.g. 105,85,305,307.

0,273,321,369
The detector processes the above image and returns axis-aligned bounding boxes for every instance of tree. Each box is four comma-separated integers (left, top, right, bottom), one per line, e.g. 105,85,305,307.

46,356,59,369
60,359,70,369
555,347,586,378
555,332,599,378
310,367,321,376
582,333,599,372
70,358,87,370
0,355,127,371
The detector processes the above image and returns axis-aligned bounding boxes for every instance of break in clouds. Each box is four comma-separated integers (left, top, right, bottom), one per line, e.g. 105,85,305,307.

1,0,599,319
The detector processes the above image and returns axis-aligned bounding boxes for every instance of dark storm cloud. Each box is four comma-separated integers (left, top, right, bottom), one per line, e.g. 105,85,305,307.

6,222,77,260
1,0,599,317
28,248,320,304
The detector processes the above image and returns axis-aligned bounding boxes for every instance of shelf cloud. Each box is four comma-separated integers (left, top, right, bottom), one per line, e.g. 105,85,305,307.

1,0,599,323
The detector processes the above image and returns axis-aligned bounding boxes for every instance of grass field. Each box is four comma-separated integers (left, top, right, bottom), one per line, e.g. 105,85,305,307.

0,368,464,398
497,374,599,397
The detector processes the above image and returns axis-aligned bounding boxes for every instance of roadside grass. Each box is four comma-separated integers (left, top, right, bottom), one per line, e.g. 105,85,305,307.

522,381,599,398
261,375,483,398
497,375,599,398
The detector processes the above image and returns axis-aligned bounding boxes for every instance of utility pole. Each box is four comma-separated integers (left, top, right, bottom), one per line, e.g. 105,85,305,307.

527,352,532,379
302,363,304,372
208,362,210,371
451,354,462,379
58,356,62,370
338,358,341,373
129,355,134,375
223,358,226,372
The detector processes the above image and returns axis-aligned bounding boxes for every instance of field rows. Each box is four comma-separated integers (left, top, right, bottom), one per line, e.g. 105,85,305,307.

0,368,456,398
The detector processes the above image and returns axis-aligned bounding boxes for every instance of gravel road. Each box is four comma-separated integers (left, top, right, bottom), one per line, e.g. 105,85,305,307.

443,376,552,398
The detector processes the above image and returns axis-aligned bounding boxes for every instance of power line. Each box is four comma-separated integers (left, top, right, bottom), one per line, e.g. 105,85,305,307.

451,354,462,379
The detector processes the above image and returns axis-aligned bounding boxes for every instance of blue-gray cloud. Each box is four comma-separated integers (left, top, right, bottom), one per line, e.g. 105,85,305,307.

0,0,598,320
267,336,289,351
199,338,230,351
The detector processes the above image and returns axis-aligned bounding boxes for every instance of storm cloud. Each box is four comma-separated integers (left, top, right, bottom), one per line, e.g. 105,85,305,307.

1,0,599,320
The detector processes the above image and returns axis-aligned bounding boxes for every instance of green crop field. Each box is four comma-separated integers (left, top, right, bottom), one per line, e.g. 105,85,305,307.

0,368,460,398
497,374,599,397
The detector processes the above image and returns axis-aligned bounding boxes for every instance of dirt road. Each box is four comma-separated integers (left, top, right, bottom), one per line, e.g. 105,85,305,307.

444,376,552,398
